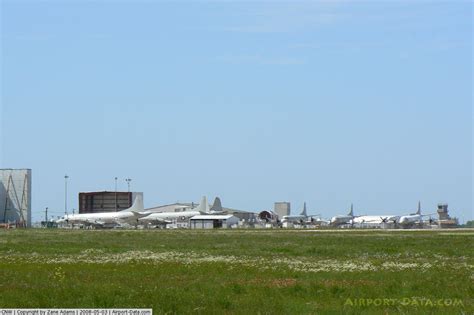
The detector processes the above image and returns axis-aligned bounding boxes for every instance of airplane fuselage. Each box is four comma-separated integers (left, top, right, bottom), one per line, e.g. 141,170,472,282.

281,215,306,224
330,215,353,226
140,211,201,224
398,214,423,225
353,215,400,224
59,211,148,226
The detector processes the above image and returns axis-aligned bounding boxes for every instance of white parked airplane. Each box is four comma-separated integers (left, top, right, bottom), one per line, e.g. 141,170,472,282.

281,202,321,225
352,214,400,225
398,202,435,226
56,195,149,227
330,204,357,226
281,202,309,224
310,217,330,226
139,196,211,225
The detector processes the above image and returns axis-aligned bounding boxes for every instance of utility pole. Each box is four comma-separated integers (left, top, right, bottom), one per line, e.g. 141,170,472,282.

64,175,69,216
125,178,132,192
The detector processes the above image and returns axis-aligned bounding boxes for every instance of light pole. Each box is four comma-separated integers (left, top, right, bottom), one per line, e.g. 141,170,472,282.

64,175,69,216
114,177,118,212
125,178,132,192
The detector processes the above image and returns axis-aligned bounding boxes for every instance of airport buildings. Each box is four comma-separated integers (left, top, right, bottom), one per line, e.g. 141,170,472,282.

0,169,32,227
190,215,239,229
274,202,290,218
78,191,143,213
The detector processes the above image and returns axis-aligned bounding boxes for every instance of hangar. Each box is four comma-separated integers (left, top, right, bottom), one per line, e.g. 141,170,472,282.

0,169,32,227
79,191,143,213
190,215,239,229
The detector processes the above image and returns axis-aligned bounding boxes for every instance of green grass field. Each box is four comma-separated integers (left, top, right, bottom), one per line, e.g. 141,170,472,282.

0,229,472,314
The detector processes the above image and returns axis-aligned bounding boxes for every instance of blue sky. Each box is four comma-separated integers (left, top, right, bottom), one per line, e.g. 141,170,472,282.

1,1,472,222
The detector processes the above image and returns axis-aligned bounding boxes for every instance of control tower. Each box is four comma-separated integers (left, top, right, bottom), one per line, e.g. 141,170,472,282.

437,204,458,228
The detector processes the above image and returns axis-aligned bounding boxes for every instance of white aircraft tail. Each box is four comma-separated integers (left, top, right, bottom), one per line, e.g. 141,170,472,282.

195,196,210,214
299,202,307,217
122,195,144,213
416,201,421,215
348,203,354,217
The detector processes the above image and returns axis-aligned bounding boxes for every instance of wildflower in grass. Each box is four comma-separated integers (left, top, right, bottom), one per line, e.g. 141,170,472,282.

53,266,66,282
2,249,472,274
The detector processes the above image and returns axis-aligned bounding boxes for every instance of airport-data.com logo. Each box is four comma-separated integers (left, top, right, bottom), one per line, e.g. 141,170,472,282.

344,297,465,308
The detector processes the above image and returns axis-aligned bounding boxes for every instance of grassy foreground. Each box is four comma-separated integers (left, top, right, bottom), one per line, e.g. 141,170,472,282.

0,229,472,314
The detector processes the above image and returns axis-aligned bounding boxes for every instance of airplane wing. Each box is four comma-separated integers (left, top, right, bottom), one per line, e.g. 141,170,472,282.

115,211,152,224
86,218,105,225
68,218,103,226
308,218,330,225
117,216,147,226
146,218,172,225
139,216,172,225
94,220,107,226
78,218,109,228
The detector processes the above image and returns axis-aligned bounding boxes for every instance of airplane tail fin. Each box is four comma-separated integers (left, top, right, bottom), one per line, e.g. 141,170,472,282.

195,196,210,214
416,201,421,215
210,197,224,213
348,203,354,217
300,202,307,217
122,195,144,213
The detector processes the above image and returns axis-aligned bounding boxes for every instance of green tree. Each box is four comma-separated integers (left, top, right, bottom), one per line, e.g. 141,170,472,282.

463,220,474,228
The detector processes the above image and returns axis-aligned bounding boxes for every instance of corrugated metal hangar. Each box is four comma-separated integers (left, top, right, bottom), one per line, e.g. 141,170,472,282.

190,215,239,229
79,191,143,213
0,169,32,227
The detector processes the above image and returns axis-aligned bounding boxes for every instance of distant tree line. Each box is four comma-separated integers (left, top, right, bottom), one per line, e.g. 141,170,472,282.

461,220,474,228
